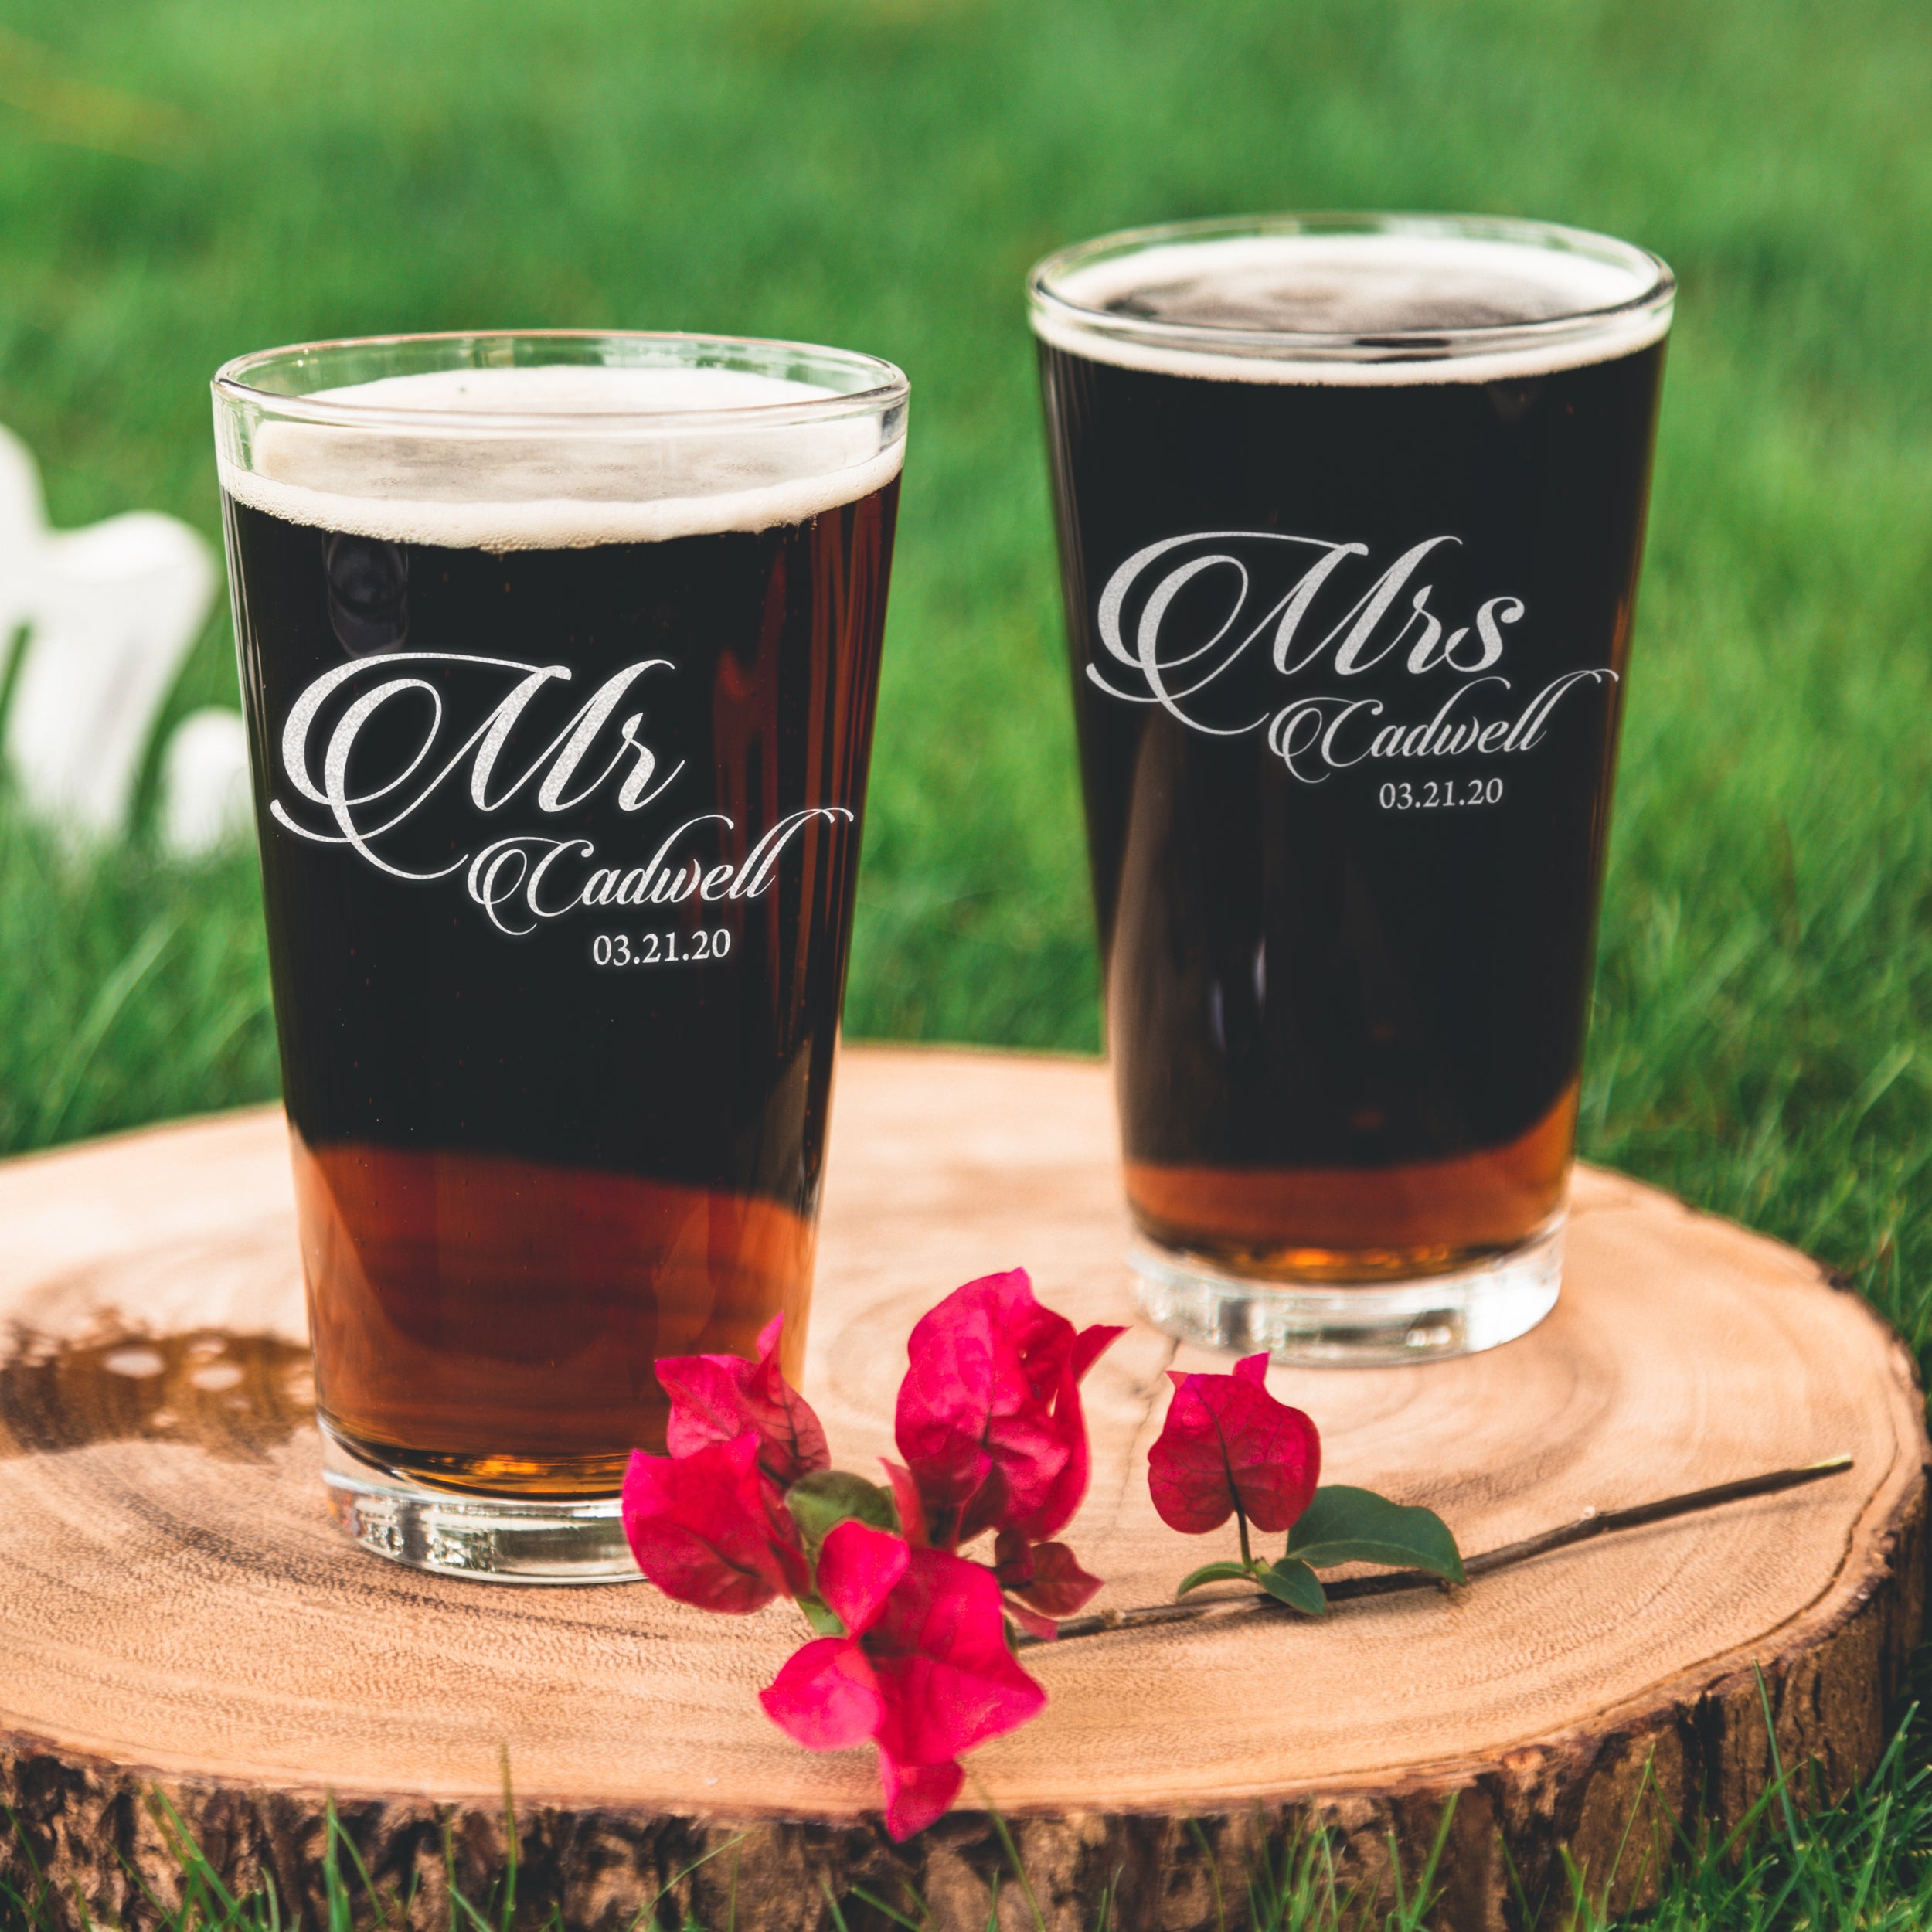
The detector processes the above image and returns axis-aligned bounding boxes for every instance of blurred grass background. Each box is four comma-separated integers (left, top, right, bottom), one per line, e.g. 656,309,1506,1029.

0,22,1917,1283
3,0,1932,1345
0,0,1928,1342
1,0,1930,1921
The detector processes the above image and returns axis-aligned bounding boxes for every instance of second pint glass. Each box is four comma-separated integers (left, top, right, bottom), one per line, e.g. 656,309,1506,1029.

214,332,906,1577
1032,216,1672,1364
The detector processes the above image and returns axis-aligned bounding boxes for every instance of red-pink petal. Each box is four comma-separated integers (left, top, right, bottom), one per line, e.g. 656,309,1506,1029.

1010,1540,1103,1617
872,1651,1045,1768
955,1411,1066,1544
877,1753,964,1840
992,1525,1032,1589
1003,1600,1060,1642
1233,1352,1270,1386
1071,1323,1128,1383
896,1272,1113,1549
759,1638,883,1751
620,1437,805,1612
1018,1321,1124,1543
1147,1372,1321,1536
815,1520,910,1636
893,1286,999,1515
880,1459,930,1547
1002,1359,1090,1542
868,1550,1047,1764
618,1518,773,1615
657,1356,750,1458
658,1313,830,1488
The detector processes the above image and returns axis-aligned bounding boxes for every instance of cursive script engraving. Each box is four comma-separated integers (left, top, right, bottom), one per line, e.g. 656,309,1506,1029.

1092,532,1615,782
270,651,849,937
464,809,854,937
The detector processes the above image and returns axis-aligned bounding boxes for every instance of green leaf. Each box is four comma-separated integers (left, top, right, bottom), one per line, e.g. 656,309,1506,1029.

785,1469,898,1557
1286,1485,1467,1583
1258,1558,1327,1617
798,1595,845,1637
1175,1559,1257,1598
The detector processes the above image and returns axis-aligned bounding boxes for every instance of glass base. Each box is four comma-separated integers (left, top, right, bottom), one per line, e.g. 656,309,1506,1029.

1131,1216,1563,1366
321,1430,642,1583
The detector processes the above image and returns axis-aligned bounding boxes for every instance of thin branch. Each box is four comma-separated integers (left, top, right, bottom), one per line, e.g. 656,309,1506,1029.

1024,1455,1853,1648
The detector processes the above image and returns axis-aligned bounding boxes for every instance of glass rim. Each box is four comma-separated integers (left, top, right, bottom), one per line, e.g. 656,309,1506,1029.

211,328,910,434
1027,211,1675,364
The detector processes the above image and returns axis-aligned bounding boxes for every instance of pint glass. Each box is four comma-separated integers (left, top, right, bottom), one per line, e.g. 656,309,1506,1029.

1032,216,1671,1364
213,332,906,1577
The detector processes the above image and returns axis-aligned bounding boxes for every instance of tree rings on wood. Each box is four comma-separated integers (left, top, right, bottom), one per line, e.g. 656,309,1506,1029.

1,1048,1923,1929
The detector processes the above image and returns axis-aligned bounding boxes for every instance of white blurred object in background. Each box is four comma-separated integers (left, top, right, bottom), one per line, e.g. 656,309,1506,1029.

0,423,249,855
158,708,253,856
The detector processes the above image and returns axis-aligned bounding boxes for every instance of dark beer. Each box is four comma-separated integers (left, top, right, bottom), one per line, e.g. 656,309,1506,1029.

1033,221,1670,1352
217,345,903,1514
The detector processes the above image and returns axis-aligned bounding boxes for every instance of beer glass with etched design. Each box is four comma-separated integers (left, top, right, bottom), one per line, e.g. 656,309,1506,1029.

214,332,906,1577
1032,215,1671,1364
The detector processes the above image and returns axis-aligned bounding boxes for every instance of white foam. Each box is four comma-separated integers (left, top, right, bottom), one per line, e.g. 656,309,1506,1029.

1033,233,1671,386
303,366,835,415
217,365,906,550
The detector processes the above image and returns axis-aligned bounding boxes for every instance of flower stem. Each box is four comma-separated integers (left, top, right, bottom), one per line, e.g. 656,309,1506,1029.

1236,1509,1253,1570
1022,1455,1852,1648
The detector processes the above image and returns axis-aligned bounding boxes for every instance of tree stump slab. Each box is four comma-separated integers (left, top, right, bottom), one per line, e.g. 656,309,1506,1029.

0,1046,1923,1931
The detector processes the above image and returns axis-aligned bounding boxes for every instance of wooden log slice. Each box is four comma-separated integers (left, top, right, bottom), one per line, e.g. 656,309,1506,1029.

0,1046,1923,1932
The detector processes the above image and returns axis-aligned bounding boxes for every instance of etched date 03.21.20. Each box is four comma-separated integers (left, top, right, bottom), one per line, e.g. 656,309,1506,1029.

590,930,733,968
1377,777,1505,812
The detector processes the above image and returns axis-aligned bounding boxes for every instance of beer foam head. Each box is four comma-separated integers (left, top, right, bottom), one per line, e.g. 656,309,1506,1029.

1032,225,1672,386
217,362,907,550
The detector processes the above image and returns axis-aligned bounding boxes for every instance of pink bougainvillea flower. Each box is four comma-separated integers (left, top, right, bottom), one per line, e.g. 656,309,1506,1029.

1148,1353,1321,1536
991,1526,1102,1640
655,1313,830,1490
760,1519,1046,1839
757,1522,909,1746
621,1431,810,1612
993,1528,1103,1618
893,1268,1124,1548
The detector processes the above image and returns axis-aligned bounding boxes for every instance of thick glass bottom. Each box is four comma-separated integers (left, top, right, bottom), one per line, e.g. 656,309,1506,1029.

321,1426,642,1584
1131,1214,1564,1366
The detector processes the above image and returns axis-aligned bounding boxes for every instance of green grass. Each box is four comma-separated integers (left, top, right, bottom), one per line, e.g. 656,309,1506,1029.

1,0,1930,1923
